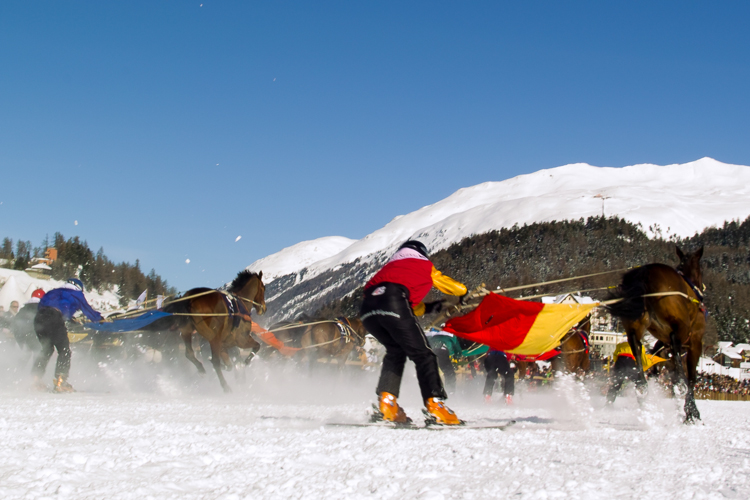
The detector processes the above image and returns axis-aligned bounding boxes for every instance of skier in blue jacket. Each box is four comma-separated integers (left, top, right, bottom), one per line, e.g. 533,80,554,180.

33,278,103,392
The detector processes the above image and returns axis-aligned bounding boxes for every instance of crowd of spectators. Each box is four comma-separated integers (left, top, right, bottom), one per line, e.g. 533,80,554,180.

695,373,750,396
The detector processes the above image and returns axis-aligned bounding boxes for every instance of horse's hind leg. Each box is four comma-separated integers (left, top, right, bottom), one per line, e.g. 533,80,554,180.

625,320,648,397
244,341,260,365
209,339,232,393
182,331,206,374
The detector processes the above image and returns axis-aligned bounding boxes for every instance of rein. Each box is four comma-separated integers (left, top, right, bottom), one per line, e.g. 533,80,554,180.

677,270,705,303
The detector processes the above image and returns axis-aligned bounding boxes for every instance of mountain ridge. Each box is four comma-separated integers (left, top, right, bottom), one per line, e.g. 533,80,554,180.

247,158,750,322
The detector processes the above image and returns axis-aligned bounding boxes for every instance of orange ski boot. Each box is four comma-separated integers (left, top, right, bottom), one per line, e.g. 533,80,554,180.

424,397,463,425
375,392,411,423
53,375,75,393
32,375,47,392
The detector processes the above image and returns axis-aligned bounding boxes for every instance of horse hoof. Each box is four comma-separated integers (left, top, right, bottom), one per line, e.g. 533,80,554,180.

674,382,688,398
684,413,701,425
635,383,648,398
222,385,233,394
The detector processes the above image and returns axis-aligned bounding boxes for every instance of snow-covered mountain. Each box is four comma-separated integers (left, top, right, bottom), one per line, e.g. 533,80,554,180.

248,158,750,321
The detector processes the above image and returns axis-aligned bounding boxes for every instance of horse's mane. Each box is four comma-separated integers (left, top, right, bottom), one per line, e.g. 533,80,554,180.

228,270,262,293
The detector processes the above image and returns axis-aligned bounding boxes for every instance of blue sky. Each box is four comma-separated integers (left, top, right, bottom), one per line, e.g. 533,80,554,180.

1,1,749,291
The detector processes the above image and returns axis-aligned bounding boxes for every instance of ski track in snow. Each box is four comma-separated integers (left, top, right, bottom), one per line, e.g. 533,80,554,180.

0,350,749,500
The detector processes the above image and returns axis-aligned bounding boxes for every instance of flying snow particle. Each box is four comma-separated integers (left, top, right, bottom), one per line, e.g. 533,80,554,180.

185,259,191,264
200,3,203,6
74,220,78,226
273,78,276,81
235,236,242,242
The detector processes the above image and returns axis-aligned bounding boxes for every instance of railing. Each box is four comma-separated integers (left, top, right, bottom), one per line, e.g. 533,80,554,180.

695,390,750,401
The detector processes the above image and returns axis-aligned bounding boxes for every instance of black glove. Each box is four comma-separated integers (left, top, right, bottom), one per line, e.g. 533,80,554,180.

423,300,444,314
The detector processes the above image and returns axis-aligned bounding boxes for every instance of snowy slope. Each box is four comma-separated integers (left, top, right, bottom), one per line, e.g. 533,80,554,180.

247,236,356,281
0,268,121,311
249,158,750,287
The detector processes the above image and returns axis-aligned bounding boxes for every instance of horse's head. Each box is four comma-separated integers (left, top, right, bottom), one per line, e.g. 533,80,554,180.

229,270,267,315
254,272,267,315
348,318,368,345
676,245,705,292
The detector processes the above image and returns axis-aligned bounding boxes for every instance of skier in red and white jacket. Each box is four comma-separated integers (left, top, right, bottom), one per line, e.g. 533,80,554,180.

360,240,467,425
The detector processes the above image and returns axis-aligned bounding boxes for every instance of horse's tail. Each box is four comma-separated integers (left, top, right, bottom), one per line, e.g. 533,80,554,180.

606,266,651,321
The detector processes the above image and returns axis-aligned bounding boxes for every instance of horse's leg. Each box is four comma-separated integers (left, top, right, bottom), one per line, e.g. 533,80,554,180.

244,336,261,365
670,324,700,423
669,326,689,399
683,335,702,423
209,338,232,393
181,330,206,374
301,329,317,375
606,363,626,404
625,320,648,397
221,348,234,371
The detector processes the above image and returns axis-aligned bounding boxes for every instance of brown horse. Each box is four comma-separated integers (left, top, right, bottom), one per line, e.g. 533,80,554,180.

608,246,705,422
299,317,368,369
514,316,591,381
163,270,266,392
552,317,592,378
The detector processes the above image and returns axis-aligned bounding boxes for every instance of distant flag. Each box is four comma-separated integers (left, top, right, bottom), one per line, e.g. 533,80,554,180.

156,295,165,309
136,289,147,307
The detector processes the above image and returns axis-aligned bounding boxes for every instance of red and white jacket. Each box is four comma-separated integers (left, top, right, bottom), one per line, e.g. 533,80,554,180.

365,247,467,309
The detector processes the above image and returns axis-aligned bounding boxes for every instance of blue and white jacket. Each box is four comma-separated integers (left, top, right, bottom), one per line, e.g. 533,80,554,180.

39,286,103,322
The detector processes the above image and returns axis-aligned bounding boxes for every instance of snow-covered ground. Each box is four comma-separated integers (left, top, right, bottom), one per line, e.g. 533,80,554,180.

0,343,748,499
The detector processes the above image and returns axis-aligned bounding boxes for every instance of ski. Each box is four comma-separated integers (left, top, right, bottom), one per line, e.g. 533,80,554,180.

325,421,419,429
325,420,516,430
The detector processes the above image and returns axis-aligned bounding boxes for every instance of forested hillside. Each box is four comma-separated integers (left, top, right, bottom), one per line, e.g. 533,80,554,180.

0,232,175,304
316,216,750,348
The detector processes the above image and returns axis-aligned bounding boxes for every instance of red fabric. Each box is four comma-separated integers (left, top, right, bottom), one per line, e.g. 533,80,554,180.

443,293,544,351
365,248,434,306
252,322,300,357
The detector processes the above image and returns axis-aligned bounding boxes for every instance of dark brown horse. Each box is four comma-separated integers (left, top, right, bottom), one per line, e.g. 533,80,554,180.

608,246,705,422
300,317,368,369
163,270,266,392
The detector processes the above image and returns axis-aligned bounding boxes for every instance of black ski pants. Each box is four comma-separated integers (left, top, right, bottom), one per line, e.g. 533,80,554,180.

483,351,514,396
606,356,639,403
360,283,447,401
434,346,456,394
33,307,71,379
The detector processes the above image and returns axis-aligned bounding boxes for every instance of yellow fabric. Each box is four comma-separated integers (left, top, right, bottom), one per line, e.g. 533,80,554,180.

67,333,89,343
412,302,426,317
613,342,668,370
430,267,468,296
506,302,597,355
